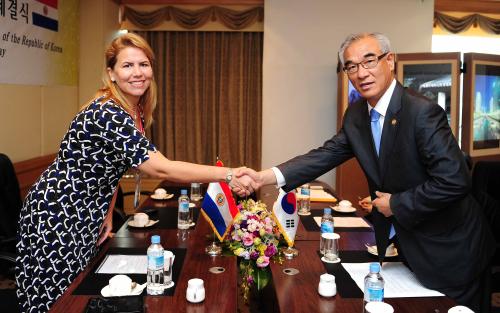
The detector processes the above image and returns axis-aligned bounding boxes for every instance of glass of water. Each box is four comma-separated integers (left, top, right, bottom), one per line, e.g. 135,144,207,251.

322,233,340,263
190,183,202,201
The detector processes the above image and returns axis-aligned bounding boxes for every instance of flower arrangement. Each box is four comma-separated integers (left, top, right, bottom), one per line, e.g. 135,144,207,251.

225,199,283,302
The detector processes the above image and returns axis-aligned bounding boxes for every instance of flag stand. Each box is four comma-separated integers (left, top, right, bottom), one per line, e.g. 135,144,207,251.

281,245,299,259
205,232,222,256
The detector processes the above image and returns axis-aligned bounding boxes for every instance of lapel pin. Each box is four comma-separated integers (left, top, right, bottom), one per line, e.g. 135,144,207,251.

391,118,397,126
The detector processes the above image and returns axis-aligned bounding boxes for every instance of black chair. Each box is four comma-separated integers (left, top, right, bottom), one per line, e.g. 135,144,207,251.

113,185,151,233
0,153,22,312
472,161,500,244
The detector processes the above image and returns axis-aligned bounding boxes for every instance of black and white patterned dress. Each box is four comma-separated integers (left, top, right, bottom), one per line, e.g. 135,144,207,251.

15,97,155,312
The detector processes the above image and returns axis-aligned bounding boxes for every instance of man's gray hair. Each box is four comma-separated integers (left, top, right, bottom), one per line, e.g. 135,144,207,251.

338,32,392,66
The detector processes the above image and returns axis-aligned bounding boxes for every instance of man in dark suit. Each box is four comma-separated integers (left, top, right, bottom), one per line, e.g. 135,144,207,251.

238,32,495,312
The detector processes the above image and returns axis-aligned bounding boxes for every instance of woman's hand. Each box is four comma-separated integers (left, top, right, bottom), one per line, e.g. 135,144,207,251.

97,210,113,246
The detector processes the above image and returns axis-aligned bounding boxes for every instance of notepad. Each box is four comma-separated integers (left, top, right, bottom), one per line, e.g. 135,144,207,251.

313,216,371,228
310,189,337,202
96,255,148,274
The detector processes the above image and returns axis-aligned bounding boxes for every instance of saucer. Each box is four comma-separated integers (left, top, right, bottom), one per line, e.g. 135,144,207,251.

127,220,159,228
298,211,311,216
151,194,174,200
321,256,341,264
365,243,398,257
101,283,147,297
189,203,195,208
330,205,356,213
163,281,175,289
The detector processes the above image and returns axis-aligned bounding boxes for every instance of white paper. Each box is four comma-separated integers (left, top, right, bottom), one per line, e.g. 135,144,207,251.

311,189,336,201
296,188,336,201
96,255,148,274
314,216,371,228
342,262,444,298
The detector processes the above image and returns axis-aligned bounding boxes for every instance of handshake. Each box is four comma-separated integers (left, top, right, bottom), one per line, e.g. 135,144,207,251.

227,167,276,197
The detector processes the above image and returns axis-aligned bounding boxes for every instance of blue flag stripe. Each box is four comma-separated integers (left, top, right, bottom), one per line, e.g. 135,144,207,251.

202,196,227,238
32,12,58,31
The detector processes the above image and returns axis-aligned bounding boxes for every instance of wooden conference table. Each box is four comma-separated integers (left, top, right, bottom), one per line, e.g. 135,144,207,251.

50,181,455,313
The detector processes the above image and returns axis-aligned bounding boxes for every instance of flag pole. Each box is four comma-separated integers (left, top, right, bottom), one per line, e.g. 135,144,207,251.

205,155,222,256
205,232,222,256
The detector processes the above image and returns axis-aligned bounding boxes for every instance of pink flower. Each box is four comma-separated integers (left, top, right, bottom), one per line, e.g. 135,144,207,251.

264,244,277,257
232,232,241,241
256,256,270,268
242,233,254,246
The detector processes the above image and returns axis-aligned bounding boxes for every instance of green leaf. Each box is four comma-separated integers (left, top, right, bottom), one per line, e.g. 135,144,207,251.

254,267,270,290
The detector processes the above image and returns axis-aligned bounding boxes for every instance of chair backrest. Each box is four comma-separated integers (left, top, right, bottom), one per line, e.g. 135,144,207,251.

0,154,23,239
472,160,500,244
472,161,500,203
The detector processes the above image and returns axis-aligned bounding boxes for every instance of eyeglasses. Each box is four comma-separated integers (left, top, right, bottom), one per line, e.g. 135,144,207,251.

343,52,389,74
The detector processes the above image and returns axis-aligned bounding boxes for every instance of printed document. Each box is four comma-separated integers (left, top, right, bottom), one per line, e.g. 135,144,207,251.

342,262,444,298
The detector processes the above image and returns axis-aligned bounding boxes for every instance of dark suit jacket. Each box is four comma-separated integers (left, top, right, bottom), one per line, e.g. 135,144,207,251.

277,83,495,290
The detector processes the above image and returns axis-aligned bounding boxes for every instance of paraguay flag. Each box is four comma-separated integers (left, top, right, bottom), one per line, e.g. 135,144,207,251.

32,0,59,32
201,160,239,242
272,189,298,247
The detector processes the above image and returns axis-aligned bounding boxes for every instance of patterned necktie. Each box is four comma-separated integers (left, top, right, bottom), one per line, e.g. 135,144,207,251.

370,109,381,156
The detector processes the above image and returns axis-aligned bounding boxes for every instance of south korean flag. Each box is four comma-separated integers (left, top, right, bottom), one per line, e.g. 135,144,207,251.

272,189,298,247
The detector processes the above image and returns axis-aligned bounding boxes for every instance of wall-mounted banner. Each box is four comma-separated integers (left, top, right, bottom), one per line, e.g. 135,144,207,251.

0,0,78,86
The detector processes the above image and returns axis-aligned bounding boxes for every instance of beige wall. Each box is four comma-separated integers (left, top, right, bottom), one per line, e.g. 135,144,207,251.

0,0,79,163
262,0,434,187
79,0,121,106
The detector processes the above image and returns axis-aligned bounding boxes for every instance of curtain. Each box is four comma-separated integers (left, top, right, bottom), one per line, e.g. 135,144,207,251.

123,6,263,30
138,31,262,170
434,12,500,34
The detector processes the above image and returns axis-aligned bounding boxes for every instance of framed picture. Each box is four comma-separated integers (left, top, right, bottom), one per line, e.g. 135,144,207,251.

336,70,361,127
396,52,461,136
462,53,500,159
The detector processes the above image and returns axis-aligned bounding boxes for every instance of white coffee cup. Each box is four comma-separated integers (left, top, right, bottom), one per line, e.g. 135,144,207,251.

318,273,336,297
365,302,394,313
339,200,352,209
448,306,475,313
154,188,167,197
109,274,132,296
186,278,205,303
133,213,149,227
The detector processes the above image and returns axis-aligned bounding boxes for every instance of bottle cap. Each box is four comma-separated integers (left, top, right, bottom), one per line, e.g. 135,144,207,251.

370,262,380,273
324,208,332,215
181,189,188,195
151,235,161,244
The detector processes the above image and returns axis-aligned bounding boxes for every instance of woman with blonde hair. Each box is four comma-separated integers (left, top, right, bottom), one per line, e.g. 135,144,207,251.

16,33,252,312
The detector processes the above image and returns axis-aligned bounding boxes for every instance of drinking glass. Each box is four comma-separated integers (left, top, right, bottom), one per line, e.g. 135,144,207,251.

322,233,340,262
190,183,202,201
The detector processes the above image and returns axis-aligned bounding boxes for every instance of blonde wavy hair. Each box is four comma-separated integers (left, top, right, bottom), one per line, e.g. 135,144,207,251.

83,33,157,129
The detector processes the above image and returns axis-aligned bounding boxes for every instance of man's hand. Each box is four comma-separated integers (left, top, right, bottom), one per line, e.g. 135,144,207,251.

229,167,260,196
372,191,393,217
358,196,373,214
97,212,113,246
230,167,264,197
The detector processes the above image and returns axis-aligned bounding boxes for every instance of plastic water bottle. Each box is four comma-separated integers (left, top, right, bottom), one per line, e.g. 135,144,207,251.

363,262,385,311
147,235,165,295
319,207,334,254
177,189,190,229
298,183,311,214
